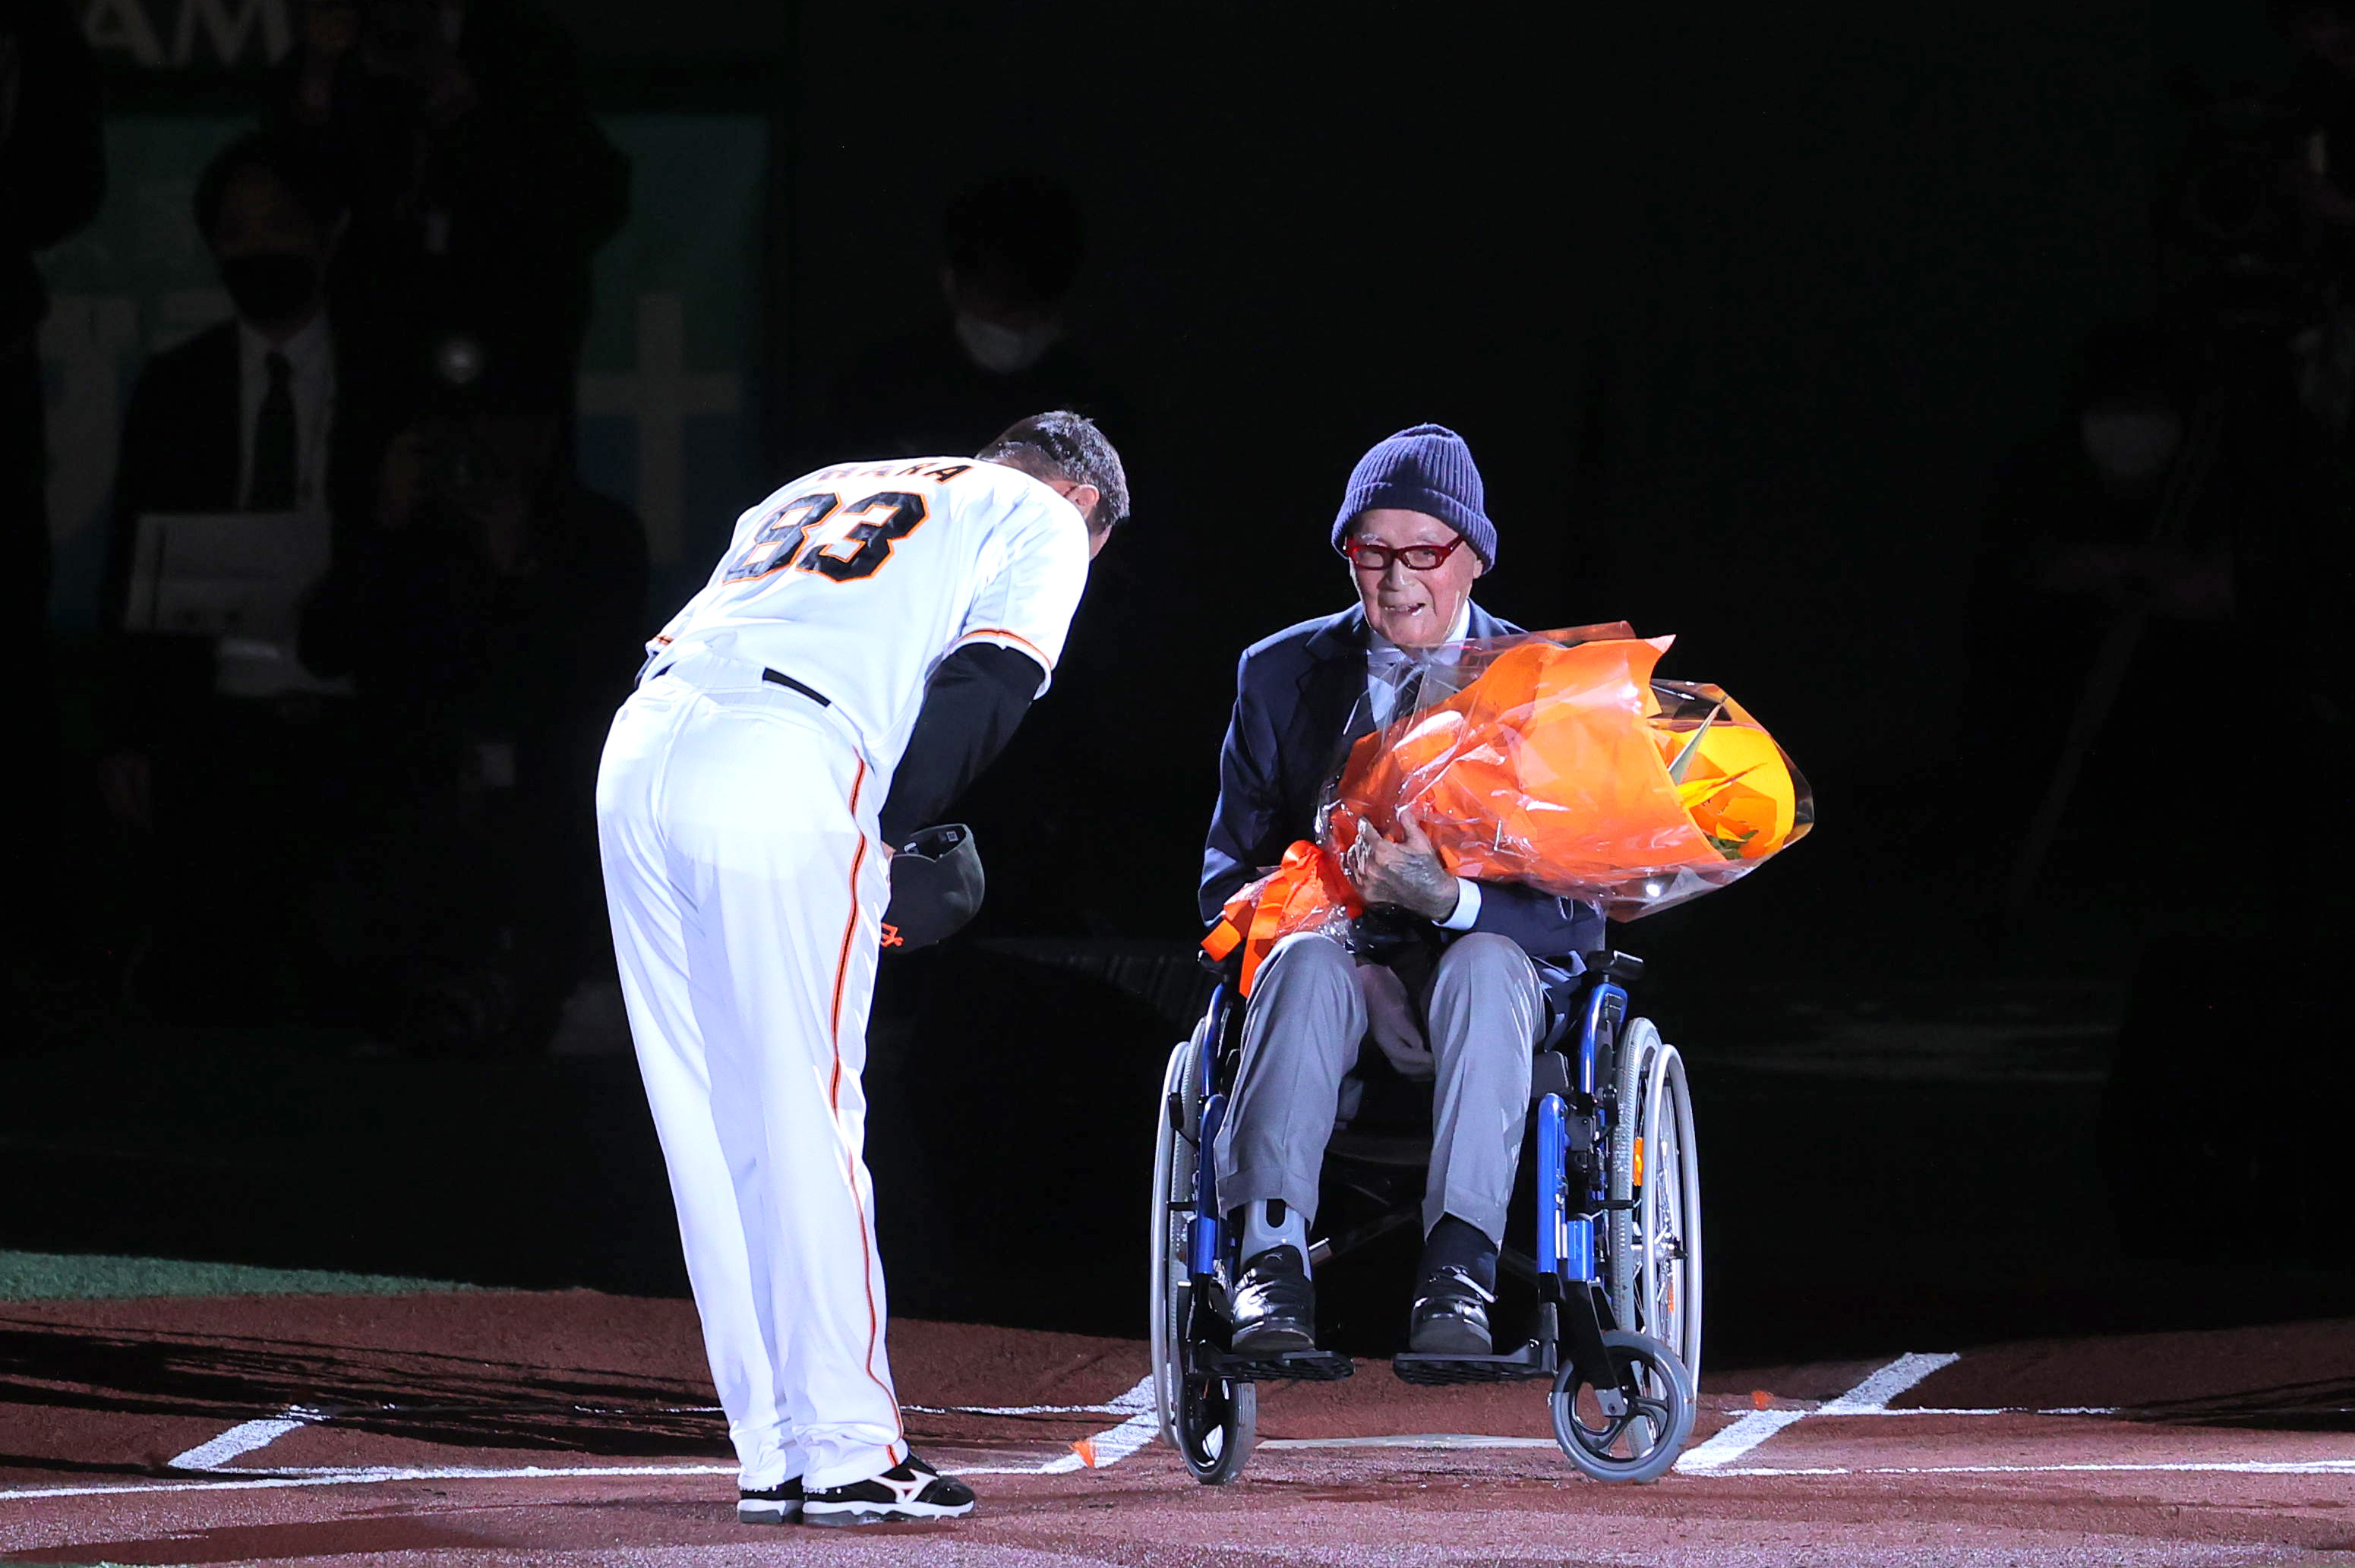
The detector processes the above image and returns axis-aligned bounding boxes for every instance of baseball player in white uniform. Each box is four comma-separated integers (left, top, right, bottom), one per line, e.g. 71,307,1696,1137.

596,412,1129,1526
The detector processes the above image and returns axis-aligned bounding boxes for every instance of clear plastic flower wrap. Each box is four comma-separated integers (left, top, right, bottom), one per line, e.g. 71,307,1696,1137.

1203,626,1812,993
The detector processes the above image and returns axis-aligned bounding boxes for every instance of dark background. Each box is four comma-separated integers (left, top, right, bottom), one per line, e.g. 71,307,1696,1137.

10,0,2353,1365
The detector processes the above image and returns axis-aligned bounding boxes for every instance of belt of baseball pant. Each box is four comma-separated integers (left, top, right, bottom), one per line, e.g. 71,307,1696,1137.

760,667,832,708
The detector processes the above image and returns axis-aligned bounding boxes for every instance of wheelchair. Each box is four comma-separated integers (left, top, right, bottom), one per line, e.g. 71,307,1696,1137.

1148,947,1702,1484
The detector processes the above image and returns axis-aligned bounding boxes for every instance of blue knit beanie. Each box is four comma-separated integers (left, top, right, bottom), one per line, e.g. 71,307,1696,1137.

1330,424,1496,568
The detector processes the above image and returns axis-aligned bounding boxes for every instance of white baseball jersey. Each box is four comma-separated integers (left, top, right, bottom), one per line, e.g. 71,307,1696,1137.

645,456,1090,771
604,456,1088,1495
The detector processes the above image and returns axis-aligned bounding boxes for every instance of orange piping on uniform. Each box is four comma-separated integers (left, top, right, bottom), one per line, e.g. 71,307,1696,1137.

955,627,1054,669
826,759,869,1098
825,756,907,1445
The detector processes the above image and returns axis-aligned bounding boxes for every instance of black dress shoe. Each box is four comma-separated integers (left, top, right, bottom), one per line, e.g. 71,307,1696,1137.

1409,1216,1498,1355
1409,1265,1496,1354
1230,1245,1316,1355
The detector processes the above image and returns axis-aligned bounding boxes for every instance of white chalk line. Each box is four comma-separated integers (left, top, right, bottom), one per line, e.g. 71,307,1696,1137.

5,1376,1169,1507
905,1400,1130,1417
1262,1434,1557,1450
2,1450,1105,1506
166,1406,330,1472
13,1446,2355,1505
2,1462,745,1503
1817,1352,1966,1415
1251,1438,2355,1475
1833,1405,2122,1417
1678,1351,1959,1473
1712,1459,2355,1478
15,1449,2355,1508
1035,1376,1160,1473
36,1361,2344,1506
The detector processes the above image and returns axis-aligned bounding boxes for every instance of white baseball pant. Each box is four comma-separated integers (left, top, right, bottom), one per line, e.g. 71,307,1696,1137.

595,653,906,1491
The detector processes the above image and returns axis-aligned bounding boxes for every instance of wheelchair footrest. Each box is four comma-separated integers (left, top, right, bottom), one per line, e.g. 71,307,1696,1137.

1393,1339,1556,1386
1193,1347,1355,1383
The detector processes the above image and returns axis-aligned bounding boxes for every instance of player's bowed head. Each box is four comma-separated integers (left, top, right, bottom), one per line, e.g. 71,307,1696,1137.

976,410,1130,559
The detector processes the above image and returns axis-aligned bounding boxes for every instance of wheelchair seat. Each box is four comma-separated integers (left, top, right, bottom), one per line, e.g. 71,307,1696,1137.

1321,1128,1434,1167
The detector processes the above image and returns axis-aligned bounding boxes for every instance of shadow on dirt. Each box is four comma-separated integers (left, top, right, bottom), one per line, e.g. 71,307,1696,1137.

0,1320,727,1460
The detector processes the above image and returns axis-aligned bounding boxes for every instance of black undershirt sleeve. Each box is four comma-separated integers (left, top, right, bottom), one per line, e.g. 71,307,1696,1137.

877,642,1043,846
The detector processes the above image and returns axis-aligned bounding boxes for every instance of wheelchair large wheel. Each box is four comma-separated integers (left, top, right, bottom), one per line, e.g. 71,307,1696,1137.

1608,1020,1703,1384
1549,1329,1696,1484
1148,1030,1257,1483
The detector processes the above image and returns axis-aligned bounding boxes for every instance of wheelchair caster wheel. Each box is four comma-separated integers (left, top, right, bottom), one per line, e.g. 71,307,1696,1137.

1174,1373,1255,1484
1549,1328,1695,1484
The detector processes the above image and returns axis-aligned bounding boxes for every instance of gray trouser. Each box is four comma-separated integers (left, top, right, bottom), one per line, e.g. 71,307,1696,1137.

1211,931,1543,1245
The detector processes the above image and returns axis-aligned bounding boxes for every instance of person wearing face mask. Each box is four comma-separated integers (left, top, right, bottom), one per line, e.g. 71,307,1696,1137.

103,131,386,627
822,174,1130,464
93,133,387,1024
1961,319,2260,910
1198,424,1605,1361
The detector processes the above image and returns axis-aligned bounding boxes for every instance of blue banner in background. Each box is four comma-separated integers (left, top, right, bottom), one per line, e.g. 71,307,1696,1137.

35,112,768,632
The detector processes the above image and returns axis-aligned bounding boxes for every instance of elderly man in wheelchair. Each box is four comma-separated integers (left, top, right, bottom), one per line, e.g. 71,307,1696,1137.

1200,424,1604,1360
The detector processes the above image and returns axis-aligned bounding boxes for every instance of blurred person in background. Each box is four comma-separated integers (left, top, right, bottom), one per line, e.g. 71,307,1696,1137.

301,368,646,1055
92,133,392,1027
1963,311,2342,927
1963,323,2240,879
826,174,1128,460
1,0,103,638
1,0,104,1036
826,175,1154,939
270,0,629,406
2280,0,2355,263
103,132,384,624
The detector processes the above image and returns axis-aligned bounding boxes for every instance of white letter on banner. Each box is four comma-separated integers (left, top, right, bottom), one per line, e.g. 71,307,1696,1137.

170,0,289,66
80,0,165,67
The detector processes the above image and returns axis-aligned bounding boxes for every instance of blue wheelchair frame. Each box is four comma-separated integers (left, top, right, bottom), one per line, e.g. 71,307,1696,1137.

1160,946,1695,1483
1182,951,1656,1390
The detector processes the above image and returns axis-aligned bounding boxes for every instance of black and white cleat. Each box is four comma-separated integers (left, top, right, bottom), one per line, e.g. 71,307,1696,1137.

800,1451,975,1526
737,1476,803,1524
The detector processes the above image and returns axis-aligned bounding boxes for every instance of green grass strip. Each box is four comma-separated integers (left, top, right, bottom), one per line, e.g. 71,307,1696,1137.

0,1250,473,1301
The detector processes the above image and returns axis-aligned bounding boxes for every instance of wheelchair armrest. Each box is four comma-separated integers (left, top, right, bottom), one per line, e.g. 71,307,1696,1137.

1582,949,1646,986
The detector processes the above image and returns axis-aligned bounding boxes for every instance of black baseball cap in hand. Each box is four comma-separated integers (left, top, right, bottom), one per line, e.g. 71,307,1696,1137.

882,824,985,952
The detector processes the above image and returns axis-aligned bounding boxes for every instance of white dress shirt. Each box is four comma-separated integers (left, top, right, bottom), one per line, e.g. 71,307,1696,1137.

236,313,336,517
1362,600,1482,931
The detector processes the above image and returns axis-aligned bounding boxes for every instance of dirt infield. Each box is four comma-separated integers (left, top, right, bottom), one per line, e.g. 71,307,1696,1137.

3,1290,2353,1566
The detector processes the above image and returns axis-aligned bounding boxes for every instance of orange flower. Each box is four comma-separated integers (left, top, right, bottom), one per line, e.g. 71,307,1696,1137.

1204,631,1810,993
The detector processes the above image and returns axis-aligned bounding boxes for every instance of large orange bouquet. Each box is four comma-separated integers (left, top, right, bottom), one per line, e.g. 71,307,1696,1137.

1204,628,1811,994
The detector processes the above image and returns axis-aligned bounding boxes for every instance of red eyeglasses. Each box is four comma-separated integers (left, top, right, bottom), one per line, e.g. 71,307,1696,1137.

1339,535,1471,573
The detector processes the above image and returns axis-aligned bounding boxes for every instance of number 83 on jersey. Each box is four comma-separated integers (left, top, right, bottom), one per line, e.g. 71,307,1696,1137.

721,489,929,586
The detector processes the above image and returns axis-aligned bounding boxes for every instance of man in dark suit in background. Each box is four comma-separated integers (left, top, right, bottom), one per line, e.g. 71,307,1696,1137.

105,131,381,624
97,132,393,1023
1200,424,1604,1358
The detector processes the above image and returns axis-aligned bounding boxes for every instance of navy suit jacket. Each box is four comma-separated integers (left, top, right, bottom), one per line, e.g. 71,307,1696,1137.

1199,604,1605,965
